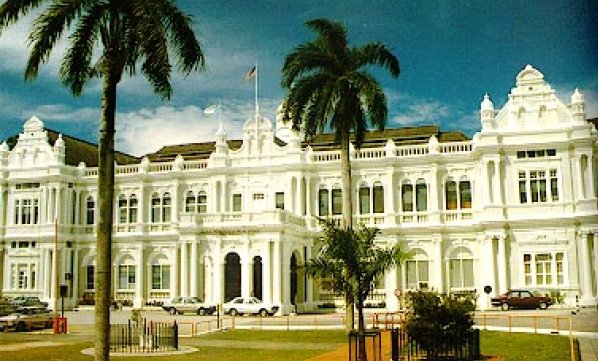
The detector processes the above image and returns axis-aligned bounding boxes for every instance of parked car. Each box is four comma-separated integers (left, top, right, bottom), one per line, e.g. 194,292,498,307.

491,289,552,310
0,307,54,332
161,297,216,315
11,296,48,308
0,299,17,317
223,297,279,316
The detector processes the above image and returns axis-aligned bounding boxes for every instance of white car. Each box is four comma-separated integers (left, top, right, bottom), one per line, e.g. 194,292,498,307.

161,297,216,315
0,307,53,332
223,297,279,316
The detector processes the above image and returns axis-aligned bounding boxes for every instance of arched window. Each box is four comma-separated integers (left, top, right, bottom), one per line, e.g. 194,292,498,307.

151,256,171,290
373,182,384,214
197,191,207,213
449,247,474,289
129,195,138,223
318,188,329,216
163,192,172,222
185,191,196,213
445,180,457,210
151,193,161,223
86,196,95,225
416,179,427,212
118,195,128,223
459,180,472,209
331,186,342,215
359,184,370,214
406,250,429,289
401,181,413,212
118,256,136,290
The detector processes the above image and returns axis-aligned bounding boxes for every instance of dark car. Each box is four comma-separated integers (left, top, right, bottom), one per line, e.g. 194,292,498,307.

491,289,552,310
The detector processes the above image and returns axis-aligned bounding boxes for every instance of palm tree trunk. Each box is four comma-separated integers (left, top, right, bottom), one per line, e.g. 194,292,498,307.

357,296,367,361
340,128,355,332
95,74,117,361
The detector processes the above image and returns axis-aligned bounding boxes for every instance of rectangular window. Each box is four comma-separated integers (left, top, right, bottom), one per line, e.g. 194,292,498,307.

152,265,170,290
459,181,471,209
275,192,285,210
373,185,384,214
151,197,161,223
550,169,559,201
449,259,473,288
406,260,429,289
253,193,264,200
415,184,427,212
519,175,527,203
331,189,342,215
198,193,207,213
535,254,552,285
86,265,95,289
524,254,532,285
402,185,413,212
232,193,242,212
318,189,329,216
118,265,136,289
359,188,370,214
445,182,457,210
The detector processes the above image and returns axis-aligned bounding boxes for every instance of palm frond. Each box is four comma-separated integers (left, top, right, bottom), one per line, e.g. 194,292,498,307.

26,0,89,80
61,1,107,95
352,42,400,77
0,0,44,30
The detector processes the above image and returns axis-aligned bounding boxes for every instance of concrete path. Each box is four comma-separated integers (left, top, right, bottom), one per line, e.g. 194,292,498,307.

579,337,598,361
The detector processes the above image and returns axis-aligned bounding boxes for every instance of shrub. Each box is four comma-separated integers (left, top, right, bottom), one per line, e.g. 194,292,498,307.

405,291,475,359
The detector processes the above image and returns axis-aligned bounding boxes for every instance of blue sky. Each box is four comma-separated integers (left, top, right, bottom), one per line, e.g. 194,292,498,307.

0,0,596,156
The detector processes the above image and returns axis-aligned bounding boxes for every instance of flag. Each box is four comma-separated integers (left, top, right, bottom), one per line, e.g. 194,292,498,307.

244,66,256,80
204,105,217,114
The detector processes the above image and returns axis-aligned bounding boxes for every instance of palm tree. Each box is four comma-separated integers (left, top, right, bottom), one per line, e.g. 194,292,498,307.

306,219,409,361
0,1,204,360
281,18,399,231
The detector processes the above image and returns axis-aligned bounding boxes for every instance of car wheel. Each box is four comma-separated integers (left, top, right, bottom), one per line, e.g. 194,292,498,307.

198,308,206,316
259,309,268,317
230,309,239,316
501,303,509,311
169,308,178,315
16,322,27,332
538,302,548,310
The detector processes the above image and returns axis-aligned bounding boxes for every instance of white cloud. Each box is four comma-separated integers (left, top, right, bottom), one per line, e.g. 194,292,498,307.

390,98,451,126
22,104,100,122
115,98,281,156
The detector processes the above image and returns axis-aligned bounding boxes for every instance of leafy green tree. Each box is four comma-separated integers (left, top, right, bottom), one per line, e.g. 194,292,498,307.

405,291,475,360
0,1,204,360
306,219,409,360
281,18,400,231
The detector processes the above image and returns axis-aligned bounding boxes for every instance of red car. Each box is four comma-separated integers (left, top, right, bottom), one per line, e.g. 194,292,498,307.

491,289,552,310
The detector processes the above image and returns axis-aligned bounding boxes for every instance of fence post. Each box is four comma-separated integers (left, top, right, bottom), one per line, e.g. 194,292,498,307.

391,328,399,361
174,320,178,350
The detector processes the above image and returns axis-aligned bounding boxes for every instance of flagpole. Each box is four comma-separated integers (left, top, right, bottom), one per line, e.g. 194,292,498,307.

254,62,259,117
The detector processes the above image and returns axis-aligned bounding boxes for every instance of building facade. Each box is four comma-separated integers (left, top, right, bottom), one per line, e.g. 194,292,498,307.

0,65,597,313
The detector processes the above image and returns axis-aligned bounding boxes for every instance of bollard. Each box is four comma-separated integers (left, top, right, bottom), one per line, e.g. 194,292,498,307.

391,328,399,361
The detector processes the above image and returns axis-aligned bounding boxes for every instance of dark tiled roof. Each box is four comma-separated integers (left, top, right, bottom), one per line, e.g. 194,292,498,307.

147,140,243,162
588,118,598,130
46,130,139,167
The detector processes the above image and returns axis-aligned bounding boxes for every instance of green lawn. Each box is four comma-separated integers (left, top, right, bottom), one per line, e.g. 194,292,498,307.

481,331,572,361
0,330,572,361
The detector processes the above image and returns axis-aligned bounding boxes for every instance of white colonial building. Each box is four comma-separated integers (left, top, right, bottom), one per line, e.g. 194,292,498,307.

0,65,596,313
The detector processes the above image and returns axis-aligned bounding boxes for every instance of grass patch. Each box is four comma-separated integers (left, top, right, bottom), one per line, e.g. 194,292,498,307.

481,331,571,360
199,329,346,343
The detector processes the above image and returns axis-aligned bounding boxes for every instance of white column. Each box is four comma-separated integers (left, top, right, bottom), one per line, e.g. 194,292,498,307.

432,236,443,293
494,160,501,205
281,244,291,306
272,241,282,305
497,236,508,294
180,242,188,296
135,246,144,308
212,243,223,303
71,247,79,304
479,236,496,310
190,241,198,297
384,265,399,311
593,233,598,298
304,245,313,304
574,154,584,200
587,155,596,198
305,177,312,217
299,177,306,216
579,232,593,303
172,180,180,223
241,257,251,298
45,248,52,299
262,242,272,305
170,246,179,298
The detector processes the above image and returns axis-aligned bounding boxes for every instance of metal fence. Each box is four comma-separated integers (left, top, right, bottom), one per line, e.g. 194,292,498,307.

390,327,480,361
110,318,178,353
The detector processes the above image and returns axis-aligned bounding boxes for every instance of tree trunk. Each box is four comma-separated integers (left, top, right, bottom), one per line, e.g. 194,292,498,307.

357,296,367,361
340,128,355,332
95,74,117,361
